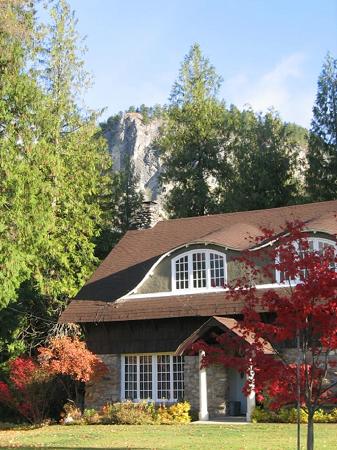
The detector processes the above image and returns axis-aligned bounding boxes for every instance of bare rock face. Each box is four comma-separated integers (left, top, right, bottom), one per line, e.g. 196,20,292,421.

105,112,162,201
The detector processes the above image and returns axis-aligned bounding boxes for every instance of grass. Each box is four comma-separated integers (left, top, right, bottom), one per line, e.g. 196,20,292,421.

0,423,336,449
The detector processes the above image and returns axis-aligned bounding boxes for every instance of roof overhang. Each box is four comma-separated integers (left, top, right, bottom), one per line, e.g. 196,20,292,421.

175,315,275,356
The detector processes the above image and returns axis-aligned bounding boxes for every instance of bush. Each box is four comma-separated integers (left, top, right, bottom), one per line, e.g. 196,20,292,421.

82,408,101,425
101,401,156,425
0,357,55,424
157,401,191,424
252,406,337,423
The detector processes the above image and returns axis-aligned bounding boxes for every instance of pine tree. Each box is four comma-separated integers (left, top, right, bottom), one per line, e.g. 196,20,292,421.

306,53,337,200
159,44,228,218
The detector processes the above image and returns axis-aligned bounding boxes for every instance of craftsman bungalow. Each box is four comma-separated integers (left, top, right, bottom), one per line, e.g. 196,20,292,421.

60,200,337,421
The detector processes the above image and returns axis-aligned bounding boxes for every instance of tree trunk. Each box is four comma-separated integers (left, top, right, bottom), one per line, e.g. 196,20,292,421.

307,412,314,450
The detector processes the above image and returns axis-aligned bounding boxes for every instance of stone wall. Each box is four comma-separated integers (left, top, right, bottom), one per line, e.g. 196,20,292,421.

183,356,228,418
85,354,121,409
85,353,230,417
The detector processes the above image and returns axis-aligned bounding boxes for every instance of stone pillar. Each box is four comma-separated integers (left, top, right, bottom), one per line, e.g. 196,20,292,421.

246,364,256,422
199,350,209,421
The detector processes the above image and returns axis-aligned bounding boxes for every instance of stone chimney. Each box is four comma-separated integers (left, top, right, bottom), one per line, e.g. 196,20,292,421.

132,200,161,229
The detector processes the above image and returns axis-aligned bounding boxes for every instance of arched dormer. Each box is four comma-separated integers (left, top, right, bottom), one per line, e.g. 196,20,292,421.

172,249,227,292
275,236,337,284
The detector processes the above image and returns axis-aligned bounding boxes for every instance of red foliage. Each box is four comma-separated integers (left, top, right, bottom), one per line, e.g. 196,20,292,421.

38,336,108,383
0,356,52,423
199,221,337,414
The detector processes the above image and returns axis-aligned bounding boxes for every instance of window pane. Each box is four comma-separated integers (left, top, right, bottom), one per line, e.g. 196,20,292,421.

124,356,137,400
173,356,184,401
175,255,189,289
192,253,206,288
139,355,152,399
157,355,171,400
210,253,225,287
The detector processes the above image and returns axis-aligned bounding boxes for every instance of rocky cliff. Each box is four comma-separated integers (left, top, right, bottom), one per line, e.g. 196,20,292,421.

104,112,162,201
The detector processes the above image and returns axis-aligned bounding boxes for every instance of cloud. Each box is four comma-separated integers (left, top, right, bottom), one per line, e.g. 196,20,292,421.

223,53,314,127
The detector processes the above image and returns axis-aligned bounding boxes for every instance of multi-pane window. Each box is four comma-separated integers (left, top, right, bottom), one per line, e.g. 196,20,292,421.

276,238,337,283
172,250,226,291
192,252,207,288
139,355,152,399
124,355,137,400
175,255,189,290
157,355,171,399
122,354,184,402
210,252,226,287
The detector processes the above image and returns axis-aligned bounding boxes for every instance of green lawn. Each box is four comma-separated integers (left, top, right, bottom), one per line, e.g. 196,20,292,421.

0,423,336,449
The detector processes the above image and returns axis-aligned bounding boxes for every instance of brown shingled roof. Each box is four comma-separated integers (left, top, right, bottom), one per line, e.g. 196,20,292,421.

59,288,285,323
61,200,337,323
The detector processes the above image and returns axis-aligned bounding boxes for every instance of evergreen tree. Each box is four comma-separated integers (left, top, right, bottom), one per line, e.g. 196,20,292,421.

217,108,301,212
306,53,337,200
159,44,229,218
94,155,144,259
33,0,112,301
0,0,52,310
0,0,114,360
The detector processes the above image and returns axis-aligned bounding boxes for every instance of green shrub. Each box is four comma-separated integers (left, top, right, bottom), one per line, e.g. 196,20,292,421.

252,406,337,423
101,401,156,425
83,408,100,425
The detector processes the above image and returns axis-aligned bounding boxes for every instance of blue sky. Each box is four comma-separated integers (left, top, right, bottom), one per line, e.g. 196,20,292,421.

63,0,336,127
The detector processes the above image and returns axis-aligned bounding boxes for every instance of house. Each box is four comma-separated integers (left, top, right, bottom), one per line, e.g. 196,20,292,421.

59,200,337,421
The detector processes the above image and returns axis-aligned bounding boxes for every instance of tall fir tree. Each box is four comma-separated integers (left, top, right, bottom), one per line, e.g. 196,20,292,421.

159,43,229,218
306,53,337,201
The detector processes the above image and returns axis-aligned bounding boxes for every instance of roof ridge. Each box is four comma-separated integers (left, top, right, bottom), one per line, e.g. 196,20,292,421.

152,199,337,227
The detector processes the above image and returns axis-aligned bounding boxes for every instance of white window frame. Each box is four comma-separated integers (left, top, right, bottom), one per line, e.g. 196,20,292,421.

275,237,337,284
121,353,184,403
171,249,227,293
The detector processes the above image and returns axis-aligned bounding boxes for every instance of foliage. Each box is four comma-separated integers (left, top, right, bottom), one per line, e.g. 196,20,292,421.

218,108,302,212
197,222,337,450
156,401,191,424
60,401,191,425
100,401,156,425
159,43,228,217
0,356,53,423
252,406,337,424
38,337,107,383
38,336,107,407
0,0,53,311
82,408,100,424
307,53,337,201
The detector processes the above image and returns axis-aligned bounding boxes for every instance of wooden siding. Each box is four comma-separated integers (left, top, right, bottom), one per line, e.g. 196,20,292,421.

83,317,208,354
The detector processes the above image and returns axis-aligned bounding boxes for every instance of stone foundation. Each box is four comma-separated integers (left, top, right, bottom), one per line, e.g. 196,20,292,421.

85,354,121,409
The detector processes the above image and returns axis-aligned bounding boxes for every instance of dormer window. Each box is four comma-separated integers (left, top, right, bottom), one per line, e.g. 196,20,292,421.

276,237,337,284
172,249,226,291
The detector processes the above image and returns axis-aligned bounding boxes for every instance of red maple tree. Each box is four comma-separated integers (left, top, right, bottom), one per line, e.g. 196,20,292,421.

197,221,337,450
38,336,108,405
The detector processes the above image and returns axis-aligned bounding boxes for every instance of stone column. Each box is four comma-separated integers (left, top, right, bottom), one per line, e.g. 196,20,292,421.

199,350,209,421
246,364,256,422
